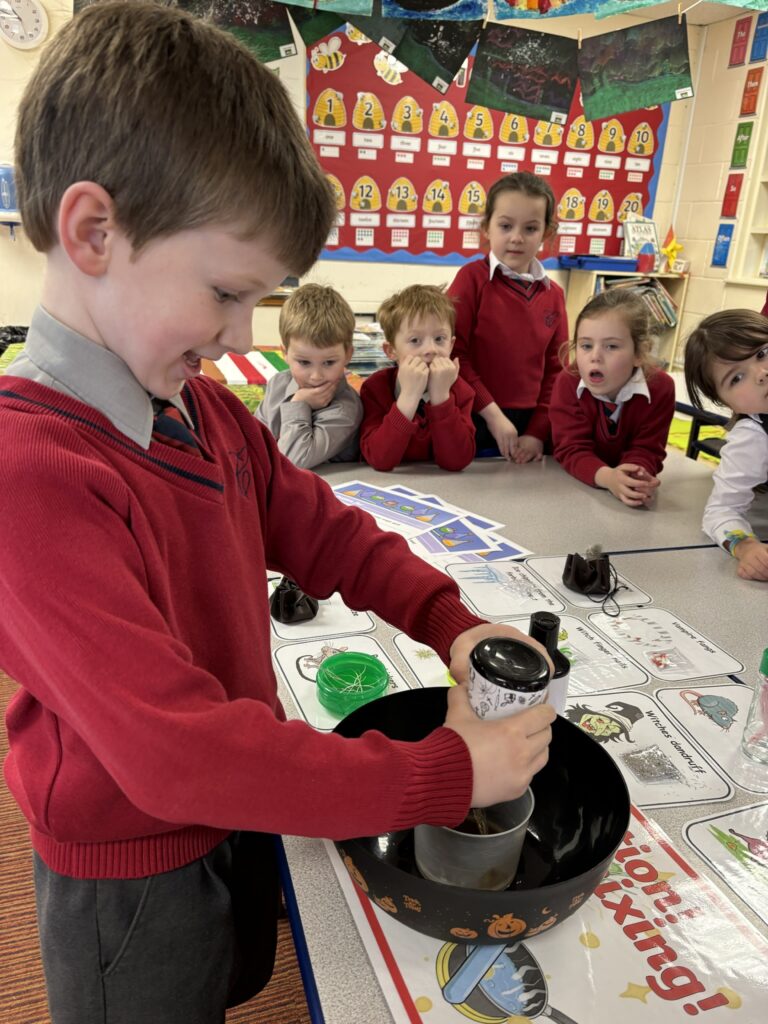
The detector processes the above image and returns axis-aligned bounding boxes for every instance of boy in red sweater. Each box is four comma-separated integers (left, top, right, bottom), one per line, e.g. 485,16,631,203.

0,8,553,1023
360,284,476,471
550,289,675,507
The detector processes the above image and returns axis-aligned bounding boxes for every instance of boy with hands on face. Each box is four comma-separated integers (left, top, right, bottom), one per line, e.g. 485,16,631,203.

360,284,476,471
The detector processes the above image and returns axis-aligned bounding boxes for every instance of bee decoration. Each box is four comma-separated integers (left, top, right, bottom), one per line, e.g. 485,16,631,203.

311,36,346,75
374,50,407,87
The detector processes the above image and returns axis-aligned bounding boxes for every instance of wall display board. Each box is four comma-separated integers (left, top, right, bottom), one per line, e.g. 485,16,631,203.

307,26,668,264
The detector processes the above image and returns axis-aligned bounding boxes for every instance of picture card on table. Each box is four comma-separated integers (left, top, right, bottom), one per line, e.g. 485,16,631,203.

684,800,768,928
526,554,652,610
446,560,565,618
392,632,452,689
331,480,461,538
500,614,650,694
587,608,744,682
326,804,768,1023
273,634,412,732
656,682,768,794
563,689,732,808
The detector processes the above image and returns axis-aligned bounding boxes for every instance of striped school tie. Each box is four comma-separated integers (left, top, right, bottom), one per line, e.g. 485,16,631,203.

151,398,200,456
602,401,619,435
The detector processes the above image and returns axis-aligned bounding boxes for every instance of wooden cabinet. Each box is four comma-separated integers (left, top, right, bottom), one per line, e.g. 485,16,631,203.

564,269,690,370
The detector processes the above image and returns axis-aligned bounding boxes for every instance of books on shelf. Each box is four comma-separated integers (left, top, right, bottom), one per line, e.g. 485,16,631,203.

622,217,661,270
602,275,679,332
349,321,390,378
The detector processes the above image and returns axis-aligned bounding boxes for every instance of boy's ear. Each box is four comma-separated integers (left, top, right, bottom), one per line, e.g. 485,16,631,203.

57,182,120,277
382,340,398,362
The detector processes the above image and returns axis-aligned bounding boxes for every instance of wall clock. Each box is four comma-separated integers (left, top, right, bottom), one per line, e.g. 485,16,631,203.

0,0,49,51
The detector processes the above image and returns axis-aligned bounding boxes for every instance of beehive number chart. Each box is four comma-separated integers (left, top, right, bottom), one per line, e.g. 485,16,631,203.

307,25,668,263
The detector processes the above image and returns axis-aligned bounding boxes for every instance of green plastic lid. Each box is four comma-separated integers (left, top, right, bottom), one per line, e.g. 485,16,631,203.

316,652,389,717
761,647,768,676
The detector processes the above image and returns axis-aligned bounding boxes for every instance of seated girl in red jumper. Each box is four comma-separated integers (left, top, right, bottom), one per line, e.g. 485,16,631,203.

360,284,475,471
447,171,568,463
550,289,675,507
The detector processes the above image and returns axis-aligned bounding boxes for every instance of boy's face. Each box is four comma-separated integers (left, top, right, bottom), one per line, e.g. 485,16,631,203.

284,339,350,391
384,314,454,365
484,190,548,275
712,345,768,415
87,225,290,399
575,312,641,402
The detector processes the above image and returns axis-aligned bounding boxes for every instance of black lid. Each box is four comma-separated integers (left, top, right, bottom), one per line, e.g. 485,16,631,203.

470,637,550,692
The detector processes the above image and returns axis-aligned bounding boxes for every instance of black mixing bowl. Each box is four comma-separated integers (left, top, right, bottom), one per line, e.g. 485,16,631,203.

333,687,630,945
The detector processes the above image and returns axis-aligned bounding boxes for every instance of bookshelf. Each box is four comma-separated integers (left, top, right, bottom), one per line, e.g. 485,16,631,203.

564,269,690,370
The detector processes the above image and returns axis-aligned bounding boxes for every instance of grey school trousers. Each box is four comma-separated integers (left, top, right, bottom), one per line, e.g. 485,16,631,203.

33,831,279,1024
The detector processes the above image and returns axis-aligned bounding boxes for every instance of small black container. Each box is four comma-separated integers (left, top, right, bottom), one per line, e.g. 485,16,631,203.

529,611,571,714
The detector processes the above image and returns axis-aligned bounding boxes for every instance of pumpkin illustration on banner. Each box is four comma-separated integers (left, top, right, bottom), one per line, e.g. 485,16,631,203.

618,192,644,222
459,181,486,216
350,176,382,211
428,101,459,138
558,188,586,221
423,180,453,214
312,88,347,129
387,177,418,212
589,190,615,222
533,121,564,147
352,92,386,132
628,121,656,156
598,119,626,153
566,115,594,151
392,96,423,135
325,174,345,211
374,50,407,87
463,105,494,141
499,113,529,144
311,36,346,74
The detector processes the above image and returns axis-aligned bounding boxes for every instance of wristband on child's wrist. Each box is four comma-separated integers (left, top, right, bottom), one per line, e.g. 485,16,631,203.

723,530,758,556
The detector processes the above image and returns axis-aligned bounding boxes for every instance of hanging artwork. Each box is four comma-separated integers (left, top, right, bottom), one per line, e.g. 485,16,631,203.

495,0,601,17
393,19,482,93
306,27,667,264
750,12,768,63
721,173,744,219
285,0,373,15
466,23,578,123
741,66,764,116
381,0,487,19
286,6,346,47
729,15,752,67
208,0,297,61
731,121,754,168
579,15,692,122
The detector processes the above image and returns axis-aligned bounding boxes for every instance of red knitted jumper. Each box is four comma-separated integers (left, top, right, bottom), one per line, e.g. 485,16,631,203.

360,367,476,472
447,256,568,441
0,374,480,879
549,368,676,487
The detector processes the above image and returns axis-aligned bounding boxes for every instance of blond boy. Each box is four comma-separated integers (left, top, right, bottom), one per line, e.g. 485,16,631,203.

360,284,476,471
0,7,553,1022
256,283,362,468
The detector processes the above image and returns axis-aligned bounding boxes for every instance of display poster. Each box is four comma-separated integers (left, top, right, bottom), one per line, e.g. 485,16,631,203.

750,11,768,63
729,15,753,67
712,223,735,268
381,0,487,19
721,173,744,218
307,26,667,264
730,120,754,168
740,65,763,115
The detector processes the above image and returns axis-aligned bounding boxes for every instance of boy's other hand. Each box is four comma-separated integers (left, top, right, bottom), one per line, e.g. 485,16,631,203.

426,356,459,406
486,410,519,461
597,464,653,507
512,434,544,464
444,686,555,805
449,622,554,683
733,538,768,581
292,380,337,410
397,355,430,400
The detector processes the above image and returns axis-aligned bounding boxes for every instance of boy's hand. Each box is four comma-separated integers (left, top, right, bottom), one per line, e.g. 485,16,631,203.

733,538,768,581
512,434,544,464
596,464,654,507
449,622,554,682
426,356,459,406
292,381,337,410
444,685,555,805
395,356,430,420
628,466,660,506
485,408,519,461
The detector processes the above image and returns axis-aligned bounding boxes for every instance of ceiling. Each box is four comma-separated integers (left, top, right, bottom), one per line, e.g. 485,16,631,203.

622,2,759,27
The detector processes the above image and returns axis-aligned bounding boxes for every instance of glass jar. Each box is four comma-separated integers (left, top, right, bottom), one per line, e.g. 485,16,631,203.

741,647,768,765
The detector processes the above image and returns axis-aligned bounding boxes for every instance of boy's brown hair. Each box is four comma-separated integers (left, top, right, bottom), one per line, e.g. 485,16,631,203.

279,284,355,350
377,284,456,344
684,309,768,409
482,172,558,236
562,288,655,374
15,2,335,274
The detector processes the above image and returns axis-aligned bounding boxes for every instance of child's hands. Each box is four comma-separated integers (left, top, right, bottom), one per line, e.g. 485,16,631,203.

444,685,555,806
395,355,430,420
449,622,554,683
596,464,656,507
426,356,459,406
485,408,519,461
292,381,337,410
732,538,768,581
628,466,660,506
512,434,544,464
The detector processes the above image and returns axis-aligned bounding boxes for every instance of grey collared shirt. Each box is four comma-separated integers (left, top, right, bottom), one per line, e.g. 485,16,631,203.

6,306,193,448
